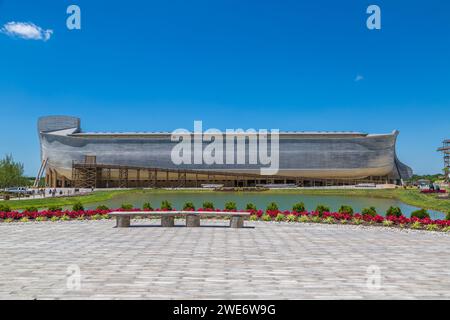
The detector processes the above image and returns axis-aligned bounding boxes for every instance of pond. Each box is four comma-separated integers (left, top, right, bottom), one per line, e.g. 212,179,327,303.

83,191,445,220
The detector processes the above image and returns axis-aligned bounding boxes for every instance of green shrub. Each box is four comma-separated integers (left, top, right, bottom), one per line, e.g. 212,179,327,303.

292,202,306,212
48,205,63,212
245,203,257,211
286,214,297,222
410,209,430,219
262,214,272,221
442,226,450,232
311,216,321,223
382,220,394,227
338,205,354,215
426,224,439,231
72,202,84,212
91,214,103,220
3,218,13,223
445,211,450,221
120,203,133,210
24,206,38,213
0,204,11,212
35,216,46,222
411,221,422,229
315,204,330,216
60,215,70,221
225,202,237,211
386,206,402,217
298,215,310,223
202,201,215,210
266,202,279,212
323,216,334,224
275,213,285,222
249,214,258,221
183,202,195,211
50,216,59,222
352,218,362,225
96,205,109,211
161,200,172,211
19,217,29,223
143,202,154,210
361,207,377,217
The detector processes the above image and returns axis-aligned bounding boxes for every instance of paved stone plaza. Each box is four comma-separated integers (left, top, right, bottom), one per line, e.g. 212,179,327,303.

1,219,450,300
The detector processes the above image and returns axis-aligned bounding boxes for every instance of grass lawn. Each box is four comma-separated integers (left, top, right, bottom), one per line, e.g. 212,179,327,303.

2,190,138,210
3,188,450,213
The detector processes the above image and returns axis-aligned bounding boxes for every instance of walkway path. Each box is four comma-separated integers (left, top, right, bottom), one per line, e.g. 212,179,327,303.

0,220,449,299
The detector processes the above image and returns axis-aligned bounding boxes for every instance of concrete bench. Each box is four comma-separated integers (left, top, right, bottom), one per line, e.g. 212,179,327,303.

108,211,251,228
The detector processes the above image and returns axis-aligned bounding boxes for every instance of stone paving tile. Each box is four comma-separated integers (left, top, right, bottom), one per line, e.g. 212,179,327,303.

0,220,450,299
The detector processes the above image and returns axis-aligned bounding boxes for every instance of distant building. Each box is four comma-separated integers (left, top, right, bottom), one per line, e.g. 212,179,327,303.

37,116,413,188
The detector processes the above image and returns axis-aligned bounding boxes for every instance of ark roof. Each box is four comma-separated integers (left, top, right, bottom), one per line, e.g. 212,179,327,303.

70,131,370,138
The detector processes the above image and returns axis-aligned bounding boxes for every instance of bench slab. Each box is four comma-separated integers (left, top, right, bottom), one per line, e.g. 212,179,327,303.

109,211,251,229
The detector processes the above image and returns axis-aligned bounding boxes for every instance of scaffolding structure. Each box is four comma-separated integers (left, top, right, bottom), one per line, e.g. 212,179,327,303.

54,160,393,189
438,139,450,181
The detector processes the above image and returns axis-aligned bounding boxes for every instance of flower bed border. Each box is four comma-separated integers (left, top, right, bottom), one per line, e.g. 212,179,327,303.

0,207,450,232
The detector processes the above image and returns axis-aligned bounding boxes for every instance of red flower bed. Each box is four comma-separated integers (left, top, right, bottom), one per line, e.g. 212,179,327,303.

0,209,112,221
420,189,447,194
0,206,449,232
248,208,448,230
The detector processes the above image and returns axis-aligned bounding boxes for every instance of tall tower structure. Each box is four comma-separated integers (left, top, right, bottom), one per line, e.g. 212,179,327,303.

438,139,450,181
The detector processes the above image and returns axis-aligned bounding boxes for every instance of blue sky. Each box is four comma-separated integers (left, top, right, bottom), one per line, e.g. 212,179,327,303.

0,0,449,176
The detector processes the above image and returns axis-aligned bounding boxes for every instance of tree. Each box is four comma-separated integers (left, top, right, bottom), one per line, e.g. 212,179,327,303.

0,154,28,188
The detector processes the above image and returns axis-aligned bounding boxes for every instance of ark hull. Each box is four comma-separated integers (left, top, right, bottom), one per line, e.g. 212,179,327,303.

38,116,413,188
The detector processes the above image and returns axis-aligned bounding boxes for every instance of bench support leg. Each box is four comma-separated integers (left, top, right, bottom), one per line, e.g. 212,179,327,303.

230,216,244,228
161,216,175,227
186,215,200,227
116,216,131,228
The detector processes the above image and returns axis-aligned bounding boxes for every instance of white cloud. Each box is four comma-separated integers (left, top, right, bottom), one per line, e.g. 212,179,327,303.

354,74,364,82
1,21,53,41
